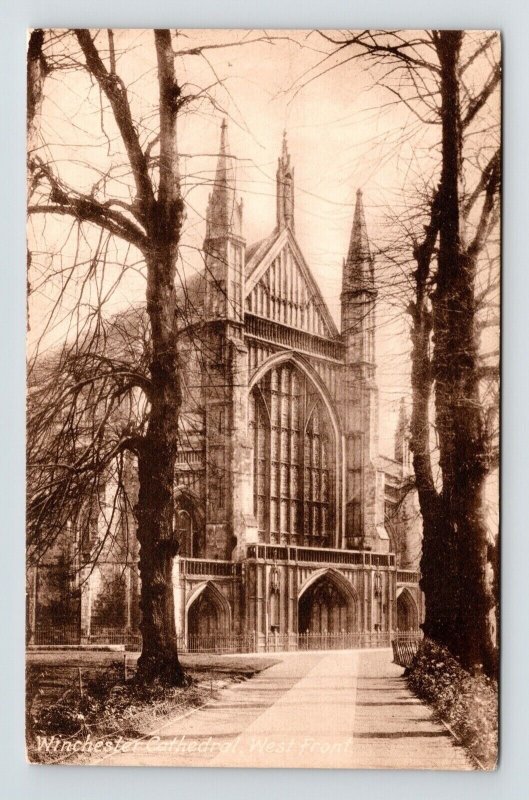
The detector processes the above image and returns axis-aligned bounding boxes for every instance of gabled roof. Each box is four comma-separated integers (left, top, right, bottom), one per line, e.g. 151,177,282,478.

245,231,278,276
245,226,340,338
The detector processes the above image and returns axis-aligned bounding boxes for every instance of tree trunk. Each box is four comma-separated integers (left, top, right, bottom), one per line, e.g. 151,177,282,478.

135,246,186,684
431,31,496,675
409,283,454,646
133,31,188,685
27,29,47,146
136,440,185,684
27,29,48,331
408,188,459,648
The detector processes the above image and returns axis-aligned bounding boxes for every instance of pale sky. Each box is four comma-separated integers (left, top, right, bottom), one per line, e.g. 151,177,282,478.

28,30,449,457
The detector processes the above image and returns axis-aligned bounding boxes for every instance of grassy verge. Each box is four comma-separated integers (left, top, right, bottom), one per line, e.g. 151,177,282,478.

407,638,498,770
26,652,277,764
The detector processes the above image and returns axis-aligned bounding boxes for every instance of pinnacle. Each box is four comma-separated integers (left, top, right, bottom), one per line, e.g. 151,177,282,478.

342,189,374,293
206,118,242,239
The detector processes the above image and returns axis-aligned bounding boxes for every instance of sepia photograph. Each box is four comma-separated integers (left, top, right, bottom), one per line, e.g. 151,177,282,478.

25,28,500,769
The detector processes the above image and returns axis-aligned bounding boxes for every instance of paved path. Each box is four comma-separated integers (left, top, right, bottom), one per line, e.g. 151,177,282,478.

97,649,473,770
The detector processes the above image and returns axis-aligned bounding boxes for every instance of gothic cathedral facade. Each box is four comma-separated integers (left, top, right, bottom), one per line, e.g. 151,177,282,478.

171,122,423,647
27,122,423,648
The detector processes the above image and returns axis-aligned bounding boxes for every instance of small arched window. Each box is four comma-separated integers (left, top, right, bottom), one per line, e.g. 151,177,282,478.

176,509,194,557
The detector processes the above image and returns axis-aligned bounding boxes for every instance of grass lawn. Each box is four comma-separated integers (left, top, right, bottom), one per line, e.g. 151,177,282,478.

26,650,279,763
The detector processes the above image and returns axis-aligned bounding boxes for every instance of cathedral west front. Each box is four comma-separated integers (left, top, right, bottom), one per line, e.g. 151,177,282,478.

28,122,423,650
168,122,423,649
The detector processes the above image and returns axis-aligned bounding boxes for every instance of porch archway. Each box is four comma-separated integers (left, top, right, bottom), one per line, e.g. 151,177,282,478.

396,587,419,631
186,582,230,637
298,569,357,633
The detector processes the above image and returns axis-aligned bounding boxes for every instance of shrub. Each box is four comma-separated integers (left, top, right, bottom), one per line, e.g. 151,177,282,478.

407,638,498,769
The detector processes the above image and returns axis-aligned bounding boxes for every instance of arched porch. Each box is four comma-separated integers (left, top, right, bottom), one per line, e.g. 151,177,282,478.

186,581,231,638
396,587,419,631
297,569,358,634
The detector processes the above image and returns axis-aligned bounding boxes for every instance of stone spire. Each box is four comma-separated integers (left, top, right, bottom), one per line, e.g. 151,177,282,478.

206,119,243,240
276,130,295,231
340,188,379,551
342,189,375,295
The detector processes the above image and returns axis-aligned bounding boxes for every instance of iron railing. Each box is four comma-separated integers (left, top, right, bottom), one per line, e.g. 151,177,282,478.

293,631,391,650
30,626,399,653
178,633,257,654
89,626,142,649
31,626,425,656
32,624,81,646
177,631,392,653
391,630,423,667
31,625,142,650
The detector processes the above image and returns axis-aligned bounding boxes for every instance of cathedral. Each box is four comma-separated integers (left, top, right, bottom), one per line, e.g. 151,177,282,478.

169,121,423,648
28,121,423,650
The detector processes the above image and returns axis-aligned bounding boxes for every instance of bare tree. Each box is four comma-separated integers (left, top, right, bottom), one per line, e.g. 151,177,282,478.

28,28,186,683
28,29,221,684
411,31,500,676
28,27,290,685
306,30,500,674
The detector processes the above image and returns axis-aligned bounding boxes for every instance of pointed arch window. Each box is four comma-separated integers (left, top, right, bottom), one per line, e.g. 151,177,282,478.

249,363,335,547
177,509,194,557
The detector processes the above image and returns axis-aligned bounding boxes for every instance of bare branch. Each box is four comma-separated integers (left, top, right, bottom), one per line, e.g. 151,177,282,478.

75,29,155,218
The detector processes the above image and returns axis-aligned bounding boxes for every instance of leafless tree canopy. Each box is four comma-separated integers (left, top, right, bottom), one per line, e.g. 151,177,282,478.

301,30,500,674
27,29,500,681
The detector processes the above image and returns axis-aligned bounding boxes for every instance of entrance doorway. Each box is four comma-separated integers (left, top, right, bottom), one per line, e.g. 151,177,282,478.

187,583,229,637
298,572,356,634
396,588,419,631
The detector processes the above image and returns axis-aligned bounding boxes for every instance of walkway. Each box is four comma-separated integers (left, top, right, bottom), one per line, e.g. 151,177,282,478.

97,649,473,769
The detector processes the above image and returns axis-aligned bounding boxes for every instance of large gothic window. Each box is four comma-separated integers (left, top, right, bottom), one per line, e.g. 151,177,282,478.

249,363,335,547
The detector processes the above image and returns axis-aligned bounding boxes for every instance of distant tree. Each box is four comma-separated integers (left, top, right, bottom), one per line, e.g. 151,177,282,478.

92,572,127,628
39,554,81,629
